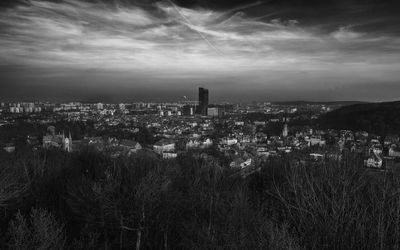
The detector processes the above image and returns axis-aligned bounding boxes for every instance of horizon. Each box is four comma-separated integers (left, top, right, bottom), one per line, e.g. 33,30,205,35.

0,99,393,105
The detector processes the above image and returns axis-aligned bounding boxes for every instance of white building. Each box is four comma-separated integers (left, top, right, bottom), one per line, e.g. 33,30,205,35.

306,136,326,147
207,107,219,117
96,103,104,110
186,138,213,149
162,152,178,159
153,139,176,154
221,137,238,146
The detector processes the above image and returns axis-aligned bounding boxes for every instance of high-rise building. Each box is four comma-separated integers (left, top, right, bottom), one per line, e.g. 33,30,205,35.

198,87,209,116
207,107,219,117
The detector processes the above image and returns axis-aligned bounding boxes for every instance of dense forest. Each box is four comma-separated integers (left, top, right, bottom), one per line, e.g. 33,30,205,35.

319,101,400,137
1,147,400,249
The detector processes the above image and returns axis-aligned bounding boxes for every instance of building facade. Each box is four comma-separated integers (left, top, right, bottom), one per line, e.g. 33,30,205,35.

197,87,209,116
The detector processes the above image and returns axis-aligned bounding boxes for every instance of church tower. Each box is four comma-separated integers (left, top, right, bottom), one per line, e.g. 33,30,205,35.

63,131,72,152
282,123,289,138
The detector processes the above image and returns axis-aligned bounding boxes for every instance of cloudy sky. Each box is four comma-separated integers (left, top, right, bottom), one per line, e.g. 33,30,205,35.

0,0,399,102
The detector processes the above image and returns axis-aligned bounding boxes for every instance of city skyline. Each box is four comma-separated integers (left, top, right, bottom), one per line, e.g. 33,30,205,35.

0,0,400,102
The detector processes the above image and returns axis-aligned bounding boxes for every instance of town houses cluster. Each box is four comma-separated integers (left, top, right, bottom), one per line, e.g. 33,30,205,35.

1,89,400,172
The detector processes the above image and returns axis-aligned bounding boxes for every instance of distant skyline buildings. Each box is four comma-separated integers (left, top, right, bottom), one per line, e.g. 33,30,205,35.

197,87,209,116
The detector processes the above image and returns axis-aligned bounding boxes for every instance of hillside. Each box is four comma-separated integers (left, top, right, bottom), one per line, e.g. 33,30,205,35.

319,101,400,136
272,101,367,106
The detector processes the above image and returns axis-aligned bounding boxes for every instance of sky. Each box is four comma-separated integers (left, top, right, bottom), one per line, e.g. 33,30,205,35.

0,0,400,103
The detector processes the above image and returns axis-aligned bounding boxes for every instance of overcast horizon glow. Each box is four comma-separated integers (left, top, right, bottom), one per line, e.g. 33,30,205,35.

0,0,399,102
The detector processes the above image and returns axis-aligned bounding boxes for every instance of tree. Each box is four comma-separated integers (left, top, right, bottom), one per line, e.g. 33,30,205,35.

8,208,66,250
135,127,155,146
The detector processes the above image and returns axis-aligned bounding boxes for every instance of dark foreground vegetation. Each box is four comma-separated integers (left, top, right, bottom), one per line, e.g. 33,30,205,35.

1,148,400,250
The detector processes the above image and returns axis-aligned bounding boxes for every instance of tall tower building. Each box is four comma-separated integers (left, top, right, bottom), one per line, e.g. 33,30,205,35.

198,87,209,116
